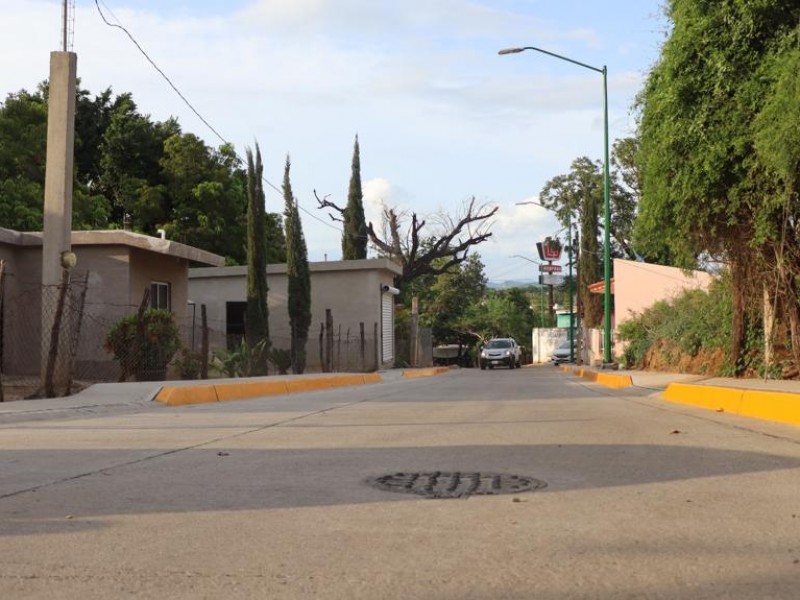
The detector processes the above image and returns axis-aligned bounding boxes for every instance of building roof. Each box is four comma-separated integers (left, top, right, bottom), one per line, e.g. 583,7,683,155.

0,228,224,267
189,257,403,279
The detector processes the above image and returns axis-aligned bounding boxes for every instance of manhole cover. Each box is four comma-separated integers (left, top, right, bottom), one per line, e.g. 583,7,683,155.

366,471,547,499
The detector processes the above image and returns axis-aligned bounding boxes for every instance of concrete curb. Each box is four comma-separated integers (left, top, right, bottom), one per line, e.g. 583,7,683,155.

662,382,800,427
401,366,452,379
155,373,383,407
560,365,633,389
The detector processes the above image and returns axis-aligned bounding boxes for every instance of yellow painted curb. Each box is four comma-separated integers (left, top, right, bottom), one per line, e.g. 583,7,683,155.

662,383,743,413
155,373,384,406
155,384,219,406
663,384,800,427
215,380,289,402
560,366,632,388
402,367,451,379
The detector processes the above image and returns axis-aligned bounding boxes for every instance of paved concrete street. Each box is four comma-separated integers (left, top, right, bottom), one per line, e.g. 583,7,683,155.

2,367,800,599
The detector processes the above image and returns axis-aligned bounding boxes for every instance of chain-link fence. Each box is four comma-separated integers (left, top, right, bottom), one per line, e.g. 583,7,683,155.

0,266,383,400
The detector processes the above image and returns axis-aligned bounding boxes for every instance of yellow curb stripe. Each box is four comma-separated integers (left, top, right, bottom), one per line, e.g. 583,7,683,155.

155,373,385,406
662,383,743,413
155,384,219,406
662,383,800,426
560,365,632,388
215,380,289,402
402,367,451,379
739,390,800,425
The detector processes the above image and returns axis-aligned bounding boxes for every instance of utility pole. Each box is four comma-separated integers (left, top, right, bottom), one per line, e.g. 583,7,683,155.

41,0,77,392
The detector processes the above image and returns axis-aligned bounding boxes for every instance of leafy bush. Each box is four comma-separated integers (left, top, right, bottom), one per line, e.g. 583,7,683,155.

617,276,734,373
269,348,292,375
173,348,202,380
105,309,181,381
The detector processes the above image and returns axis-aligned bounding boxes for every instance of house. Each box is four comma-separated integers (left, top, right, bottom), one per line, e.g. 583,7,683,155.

584,258,716,363
188,258,403,371
0,228,224,380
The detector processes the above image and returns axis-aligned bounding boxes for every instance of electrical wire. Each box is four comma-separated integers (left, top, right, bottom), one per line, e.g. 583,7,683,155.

93,0,339,231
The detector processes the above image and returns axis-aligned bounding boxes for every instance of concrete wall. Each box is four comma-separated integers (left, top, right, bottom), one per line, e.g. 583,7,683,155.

0,235,209,379
188,258,403,370
614,259,715,326
612,258,715,359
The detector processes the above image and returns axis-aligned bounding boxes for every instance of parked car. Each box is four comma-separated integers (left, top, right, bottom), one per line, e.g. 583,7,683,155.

479,338,521,370
551,338,577,365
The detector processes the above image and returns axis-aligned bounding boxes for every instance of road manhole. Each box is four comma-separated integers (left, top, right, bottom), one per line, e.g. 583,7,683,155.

366,471,547,499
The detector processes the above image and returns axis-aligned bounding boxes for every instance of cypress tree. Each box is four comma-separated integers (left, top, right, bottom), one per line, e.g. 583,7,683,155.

342,134,368,259
283,155,312,373
245,143,269,374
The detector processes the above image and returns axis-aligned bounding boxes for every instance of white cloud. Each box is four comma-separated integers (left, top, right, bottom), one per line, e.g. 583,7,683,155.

0,0,662,281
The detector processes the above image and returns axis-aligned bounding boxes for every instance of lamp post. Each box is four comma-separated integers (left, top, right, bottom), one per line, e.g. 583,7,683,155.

501,45,612,365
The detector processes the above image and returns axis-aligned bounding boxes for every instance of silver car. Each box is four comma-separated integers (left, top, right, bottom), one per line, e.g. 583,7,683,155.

551,338,577,365
479,338,521,370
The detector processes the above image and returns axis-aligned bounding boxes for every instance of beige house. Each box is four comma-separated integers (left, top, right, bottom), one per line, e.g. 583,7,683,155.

0,228,224,379
188,258,403,371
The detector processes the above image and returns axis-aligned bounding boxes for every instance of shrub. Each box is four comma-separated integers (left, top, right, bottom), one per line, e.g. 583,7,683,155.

105,309,181,381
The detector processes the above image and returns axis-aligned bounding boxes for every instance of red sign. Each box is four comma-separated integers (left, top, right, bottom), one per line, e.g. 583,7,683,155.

539,264,562,273
536,240,562,262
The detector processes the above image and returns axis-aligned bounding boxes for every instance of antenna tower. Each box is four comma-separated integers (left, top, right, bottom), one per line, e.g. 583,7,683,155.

61,0,76,51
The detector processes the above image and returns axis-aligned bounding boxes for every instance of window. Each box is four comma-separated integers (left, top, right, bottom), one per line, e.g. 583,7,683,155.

150,281,171,311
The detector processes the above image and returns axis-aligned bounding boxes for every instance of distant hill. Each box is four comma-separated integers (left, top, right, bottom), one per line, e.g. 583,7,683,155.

487,278,539,290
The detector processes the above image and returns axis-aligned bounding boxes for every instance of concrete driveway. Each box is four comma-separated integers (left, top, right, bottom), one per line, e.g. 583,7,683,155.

1,366,799,599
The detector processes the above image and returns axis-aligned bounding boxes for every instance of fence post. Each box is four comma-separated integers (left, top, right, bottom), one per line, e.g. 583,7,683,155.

410,296,419,367
325,309,334,373
43,268,71,398
200,304,209,379
65,270,89,396
359,322,365,372
319,322,325,373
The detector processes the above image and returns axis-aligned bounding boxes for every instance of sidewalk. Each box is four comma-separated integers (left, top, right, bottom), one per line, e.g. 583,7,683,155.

562,365,800,428
0,368,431,422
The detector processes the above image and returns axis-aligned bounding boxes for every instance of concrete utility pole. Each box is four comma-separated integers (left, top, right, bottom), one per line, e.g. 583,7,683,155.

40,1,77,391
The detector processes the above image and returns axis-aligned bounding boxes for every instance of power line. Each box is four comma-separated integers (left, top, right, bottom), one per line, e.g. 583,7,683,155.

92,0,339,231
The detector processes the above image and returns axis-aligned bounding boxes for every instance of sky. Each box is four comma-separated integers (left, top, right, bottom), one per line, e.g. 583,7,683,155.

1,0,668,284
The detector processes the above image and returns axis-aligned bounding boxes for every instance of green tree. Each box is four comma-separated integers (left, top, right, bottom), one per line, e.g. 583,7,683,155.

540,157,603,327
283,155,312,373
245,143,269,375
342,135,367,259
421,254,487,346
635,0,800,374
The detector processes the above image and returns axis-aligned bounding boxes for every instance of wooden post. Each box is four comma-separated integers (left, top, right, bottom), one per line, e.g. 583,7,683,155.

336,324,342,373
200,304,209,379
410,296,419,367
65,270,89,395
319,322,325,373
325,309,334,373
44,268,71,398
359,322,365,372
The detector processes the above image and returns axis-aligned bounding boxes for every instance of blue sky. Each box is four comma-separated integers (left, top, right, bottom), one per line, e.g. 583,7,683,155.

1,0,668,284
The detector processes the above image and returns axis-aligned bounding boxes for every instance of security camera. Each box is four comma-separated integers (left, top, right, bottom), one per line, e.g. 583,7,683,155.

381,284,400,295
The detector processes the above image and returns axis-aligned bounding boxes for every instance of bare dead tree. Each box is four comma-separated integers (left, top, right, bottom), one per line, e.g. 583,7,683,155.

316,190,497,285
366,197,497,285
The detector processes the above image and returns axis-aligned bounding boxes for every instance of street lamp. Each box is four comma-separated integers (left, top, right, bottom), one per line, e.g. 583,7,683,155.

500,45,612,365
515,201,575,362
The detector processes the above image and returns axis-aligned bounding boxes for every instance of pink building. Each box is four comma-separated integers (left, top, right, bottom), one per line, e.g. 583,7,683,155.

586,259,716,363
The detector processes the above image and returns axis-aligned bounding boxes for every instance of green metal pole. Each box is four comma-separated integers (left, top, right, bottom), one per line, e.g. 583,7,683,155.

498,46,613,364
602,66,612,365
